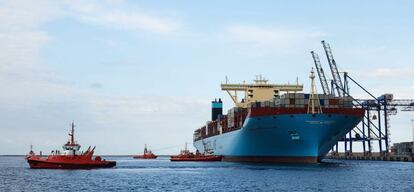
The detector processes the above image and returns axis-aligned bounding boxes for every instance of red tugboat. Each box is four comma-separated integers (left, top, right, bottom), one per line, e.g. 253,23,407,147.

170,143,222,162
133,144,157,159
25,122,116,169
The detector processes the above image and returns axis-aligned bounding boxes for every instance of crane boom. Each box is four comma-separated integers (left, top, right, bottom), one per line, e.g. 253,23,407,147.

311,51,330,94
321,40,344,97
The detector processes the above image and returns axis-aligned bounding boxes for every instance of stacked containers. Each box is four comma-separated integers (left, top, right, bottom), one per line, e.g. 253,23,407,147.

279,94,290,108
193,129,201,141
277,93,305,108
338,97,344,107
221,115,228,133
205,121,211,136
212,121,218,136
217,118,223,134
226,107,247,131
206,121,217,137
295,93,305,108
233,107,241,129
262,93,359,109
227,108,234,129
253,93,358,109
319,94,326,107
234,108,247,128
261,100,275,108
344,96,354,108
287,93,295,108
304,94,310,107
273,97,281,108
201,126,206,138
329,97,339,108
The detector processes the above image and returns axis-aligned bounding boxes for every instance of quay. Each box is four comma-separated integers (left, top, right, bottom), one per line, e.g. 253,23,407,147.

326,152,414,162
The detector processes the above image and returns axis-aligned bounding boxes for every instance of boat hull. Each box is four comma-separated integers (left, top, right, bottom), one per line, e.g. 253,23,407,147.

27,159,116,169
194,112,363,163
133,155,157,159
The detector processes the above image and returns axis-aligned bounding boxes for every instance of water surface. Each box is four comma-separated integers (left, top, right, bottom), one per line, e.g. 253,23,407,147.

1,156,413,191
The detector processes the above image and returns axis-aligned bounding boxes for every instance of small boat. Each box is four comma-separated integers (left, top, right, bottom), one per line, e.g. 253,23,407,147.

133,144,157,159
170,143,222,162
26,122,116,169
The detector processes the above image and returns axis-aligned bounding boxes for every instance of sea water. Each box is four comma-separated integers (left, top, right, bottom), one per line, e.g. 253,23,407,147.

1,156,413,191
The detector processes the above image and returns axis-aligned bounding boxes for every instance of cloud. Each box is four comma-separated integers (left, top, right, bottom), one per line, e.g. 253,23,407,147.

90,83,103,89
0,0,63,31
224,24,326,46
335,66,414,99
0,0,59,74
217,24,327,57
66,0,180,35
0,0,187,154
0,0,72,103
89,96,207,118
353,66,414,78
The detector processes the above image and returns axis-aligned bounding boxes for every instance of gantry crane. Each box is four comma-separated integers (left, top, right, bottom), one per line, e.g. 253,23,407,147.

311,51,330,95
312,41,414,157
321,40,345,97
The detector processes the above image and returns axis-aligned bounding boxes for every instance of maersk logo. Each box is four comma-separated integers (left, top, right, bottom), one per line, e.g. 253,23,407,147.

288,131,300,141
306,121,335,125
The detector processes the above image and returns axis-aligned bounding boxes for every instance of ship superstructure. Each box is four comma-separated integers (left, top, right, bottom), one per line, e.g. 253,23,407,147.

193,73,364,163
222,75,303,108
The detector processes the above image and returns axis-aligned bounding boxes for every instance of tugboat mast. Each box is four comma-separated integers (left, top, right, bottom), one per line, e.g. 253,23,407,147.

69,122,75,145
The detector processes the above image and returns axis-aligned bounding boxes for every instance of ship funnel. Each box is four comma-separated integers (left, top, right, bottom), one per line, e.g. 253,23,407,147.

211,98,223,121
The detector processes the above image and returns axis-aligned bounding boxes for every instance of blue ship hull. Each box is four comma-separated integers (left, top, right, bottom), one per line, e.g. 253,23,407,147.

194,113,363,163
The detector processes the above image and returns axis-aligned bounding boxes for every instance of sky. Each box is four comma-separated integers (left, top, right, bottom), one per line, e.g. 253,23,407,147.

0,0,413,155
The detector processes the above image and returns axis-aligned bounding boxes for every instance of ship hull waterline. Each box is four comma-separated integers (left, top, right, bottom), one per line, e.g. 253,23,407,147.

170,156,222,162
133,156,157,159
27,159,116,169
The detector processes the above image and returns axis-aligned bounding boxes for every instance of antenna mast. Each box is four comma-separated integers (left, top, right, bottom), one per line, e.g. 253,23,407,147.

307,68,322,114
70,121,75,145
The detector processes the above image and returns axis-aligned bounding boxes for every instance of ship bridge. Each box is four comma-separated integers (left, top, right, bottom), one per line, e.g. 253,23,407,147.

221,75,303,108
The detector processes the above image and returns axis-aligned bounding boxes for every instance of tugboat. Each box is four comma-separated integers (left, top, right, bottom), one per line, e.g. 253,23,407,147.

25,122,116,169
133,144,157,159
170,143,222,162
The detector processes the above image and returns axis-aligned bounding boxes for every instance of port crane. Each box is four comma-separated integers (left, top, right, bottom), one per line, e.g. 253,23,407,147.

312,40,414,156
311,51,330,95
321,40,345,97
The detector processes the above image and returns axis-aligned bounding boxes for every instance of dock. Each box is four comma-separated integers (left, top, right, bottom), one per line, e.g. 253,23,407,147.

326,152,414,162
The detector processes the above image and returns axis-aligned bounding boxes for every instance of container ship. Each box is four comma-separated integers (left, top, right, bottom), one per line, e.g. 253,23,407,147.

193,71,365,163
